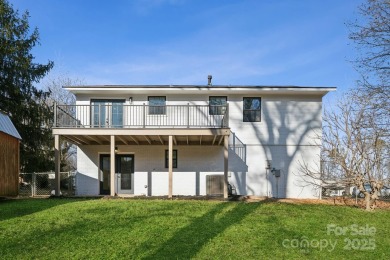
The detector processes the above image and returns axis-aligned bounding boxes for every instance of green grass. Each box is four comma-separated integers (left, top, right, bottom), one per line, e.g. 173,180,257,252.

0,198,389,259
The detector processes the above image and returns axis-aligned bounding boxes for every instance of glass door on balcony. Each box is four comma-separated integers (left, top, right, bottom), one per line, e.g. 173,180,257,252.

91,99,125,127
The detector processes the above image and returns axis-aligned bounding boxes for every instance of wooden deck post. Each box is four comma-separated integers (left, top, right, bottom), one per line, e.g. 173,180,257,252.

223,135,229,199
168,135,173,199
54,134,61,196
110,135,115,196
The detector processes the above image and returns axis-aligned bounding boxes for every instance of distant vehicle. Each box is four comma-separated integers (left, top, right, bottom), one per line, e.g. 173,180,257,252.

352,184,369,198
352,184,390,198
322,187,344,197
381,186,390,197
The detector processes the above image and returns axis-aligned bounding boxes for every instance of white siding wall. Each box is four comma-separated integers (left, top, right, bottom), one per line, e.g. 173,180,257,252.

76,145,227,196
74,92,322,199
227,94,322,198
76,147,100,195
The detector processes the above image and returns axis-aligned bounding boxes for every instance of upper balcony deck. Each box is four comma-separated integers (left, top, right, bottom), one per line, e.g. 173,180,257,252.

53,103,229,129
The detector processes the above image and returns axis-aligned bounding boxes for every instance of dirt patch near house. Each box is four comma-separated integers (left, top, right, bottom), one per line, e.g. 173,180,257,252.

237,196,390,209
237,196,333,205
323,196,390,209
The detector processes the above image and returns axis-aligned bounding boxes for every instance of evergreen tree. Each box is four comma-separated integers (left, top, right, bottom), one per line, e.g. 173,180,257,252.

0,0,54,172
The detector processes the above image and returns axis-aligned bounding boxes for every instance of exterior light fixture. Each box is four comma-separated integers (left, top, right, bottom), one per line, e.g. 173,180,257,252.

266,160,272,169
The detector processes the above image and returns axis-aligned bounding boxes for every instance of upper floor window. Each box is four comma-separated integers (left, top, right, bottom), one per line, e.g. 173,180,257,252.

209,96,227,115
148,96,166,115
243,97,261,122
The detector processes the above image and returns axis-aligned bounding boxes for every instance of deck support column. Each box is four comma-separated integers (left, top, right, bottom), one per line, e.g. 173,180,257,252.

223,135,229,199
54,134,61,196
110,135,115,196
168,135,173,199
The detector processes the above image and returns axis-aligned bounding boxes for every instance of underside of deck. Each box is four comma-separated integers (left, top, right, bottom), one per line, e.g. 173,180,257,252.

53,128,230,146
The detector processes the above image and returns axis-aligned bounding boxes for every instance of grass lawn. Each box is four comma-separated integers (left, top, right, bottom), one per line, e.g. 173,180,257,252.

0,198,389,259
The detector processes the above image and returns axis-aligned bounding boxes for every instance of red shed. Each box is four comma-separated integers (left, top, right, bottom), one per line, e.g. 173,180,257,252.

0,111,22,196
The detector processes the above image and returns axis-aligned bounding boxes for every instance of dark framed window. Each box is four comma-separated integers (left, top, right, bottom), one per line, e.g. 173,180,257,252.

209,96,227,115
165,150,177,168
243,97,261,122
148,96,166,115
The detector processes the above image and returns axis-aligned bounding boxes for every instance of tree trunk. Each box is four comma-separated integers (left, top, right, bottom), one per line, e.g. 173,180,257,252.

344,185,351,196
364,193,371,211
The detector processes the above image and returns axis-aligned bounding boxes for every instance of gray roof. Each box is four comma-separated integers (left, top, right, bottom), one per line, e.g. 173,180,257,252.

64,85,336,96
0,112,22,140
65,84,336,89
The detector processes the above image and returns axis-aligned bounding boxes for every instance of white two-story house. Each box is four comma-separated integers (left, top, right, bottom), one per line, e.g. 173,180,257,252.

52,77,335,199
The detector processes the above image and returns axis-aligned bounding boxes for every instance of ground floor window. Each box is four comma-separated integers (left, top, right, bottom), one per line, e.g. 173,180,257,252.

165,149,177,168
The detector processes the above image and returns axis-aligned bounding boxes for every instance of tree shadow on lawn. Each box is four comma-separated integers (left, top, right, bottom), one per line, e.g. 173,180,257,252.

0,197,93,222
0,198,148,259
139,202,262,259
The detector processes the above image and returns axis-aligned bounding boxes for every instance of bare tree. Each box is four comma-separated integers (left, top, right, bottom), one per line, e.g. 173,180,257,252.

348,0,389,121
299,0,389,210
45,74,78,106
349,0,389,79
301,91,389,210
44,74,83,171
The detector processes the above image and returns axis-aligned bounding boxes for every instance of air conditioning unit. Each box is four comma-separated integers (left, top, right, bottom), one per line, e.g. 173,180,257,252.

206,175,224,195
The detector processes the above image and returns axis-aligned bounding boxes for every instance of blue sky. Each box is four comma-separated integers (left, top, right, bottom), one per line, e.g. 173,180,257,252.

11,0,363,101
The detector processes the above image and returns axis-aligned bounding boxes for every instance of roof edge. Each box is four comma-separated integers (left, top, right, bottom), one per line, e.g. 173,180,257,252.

64,84,336,89
0,111,22,140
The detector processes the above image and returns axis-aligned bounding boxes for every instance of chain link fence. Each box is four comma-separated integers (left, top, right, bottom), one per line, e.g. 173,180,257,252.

19,172,75,197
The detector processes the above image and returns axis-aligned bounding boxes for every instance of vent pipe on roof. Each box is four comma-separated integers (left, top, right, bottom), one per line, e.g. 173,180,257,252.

208,75,212,86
